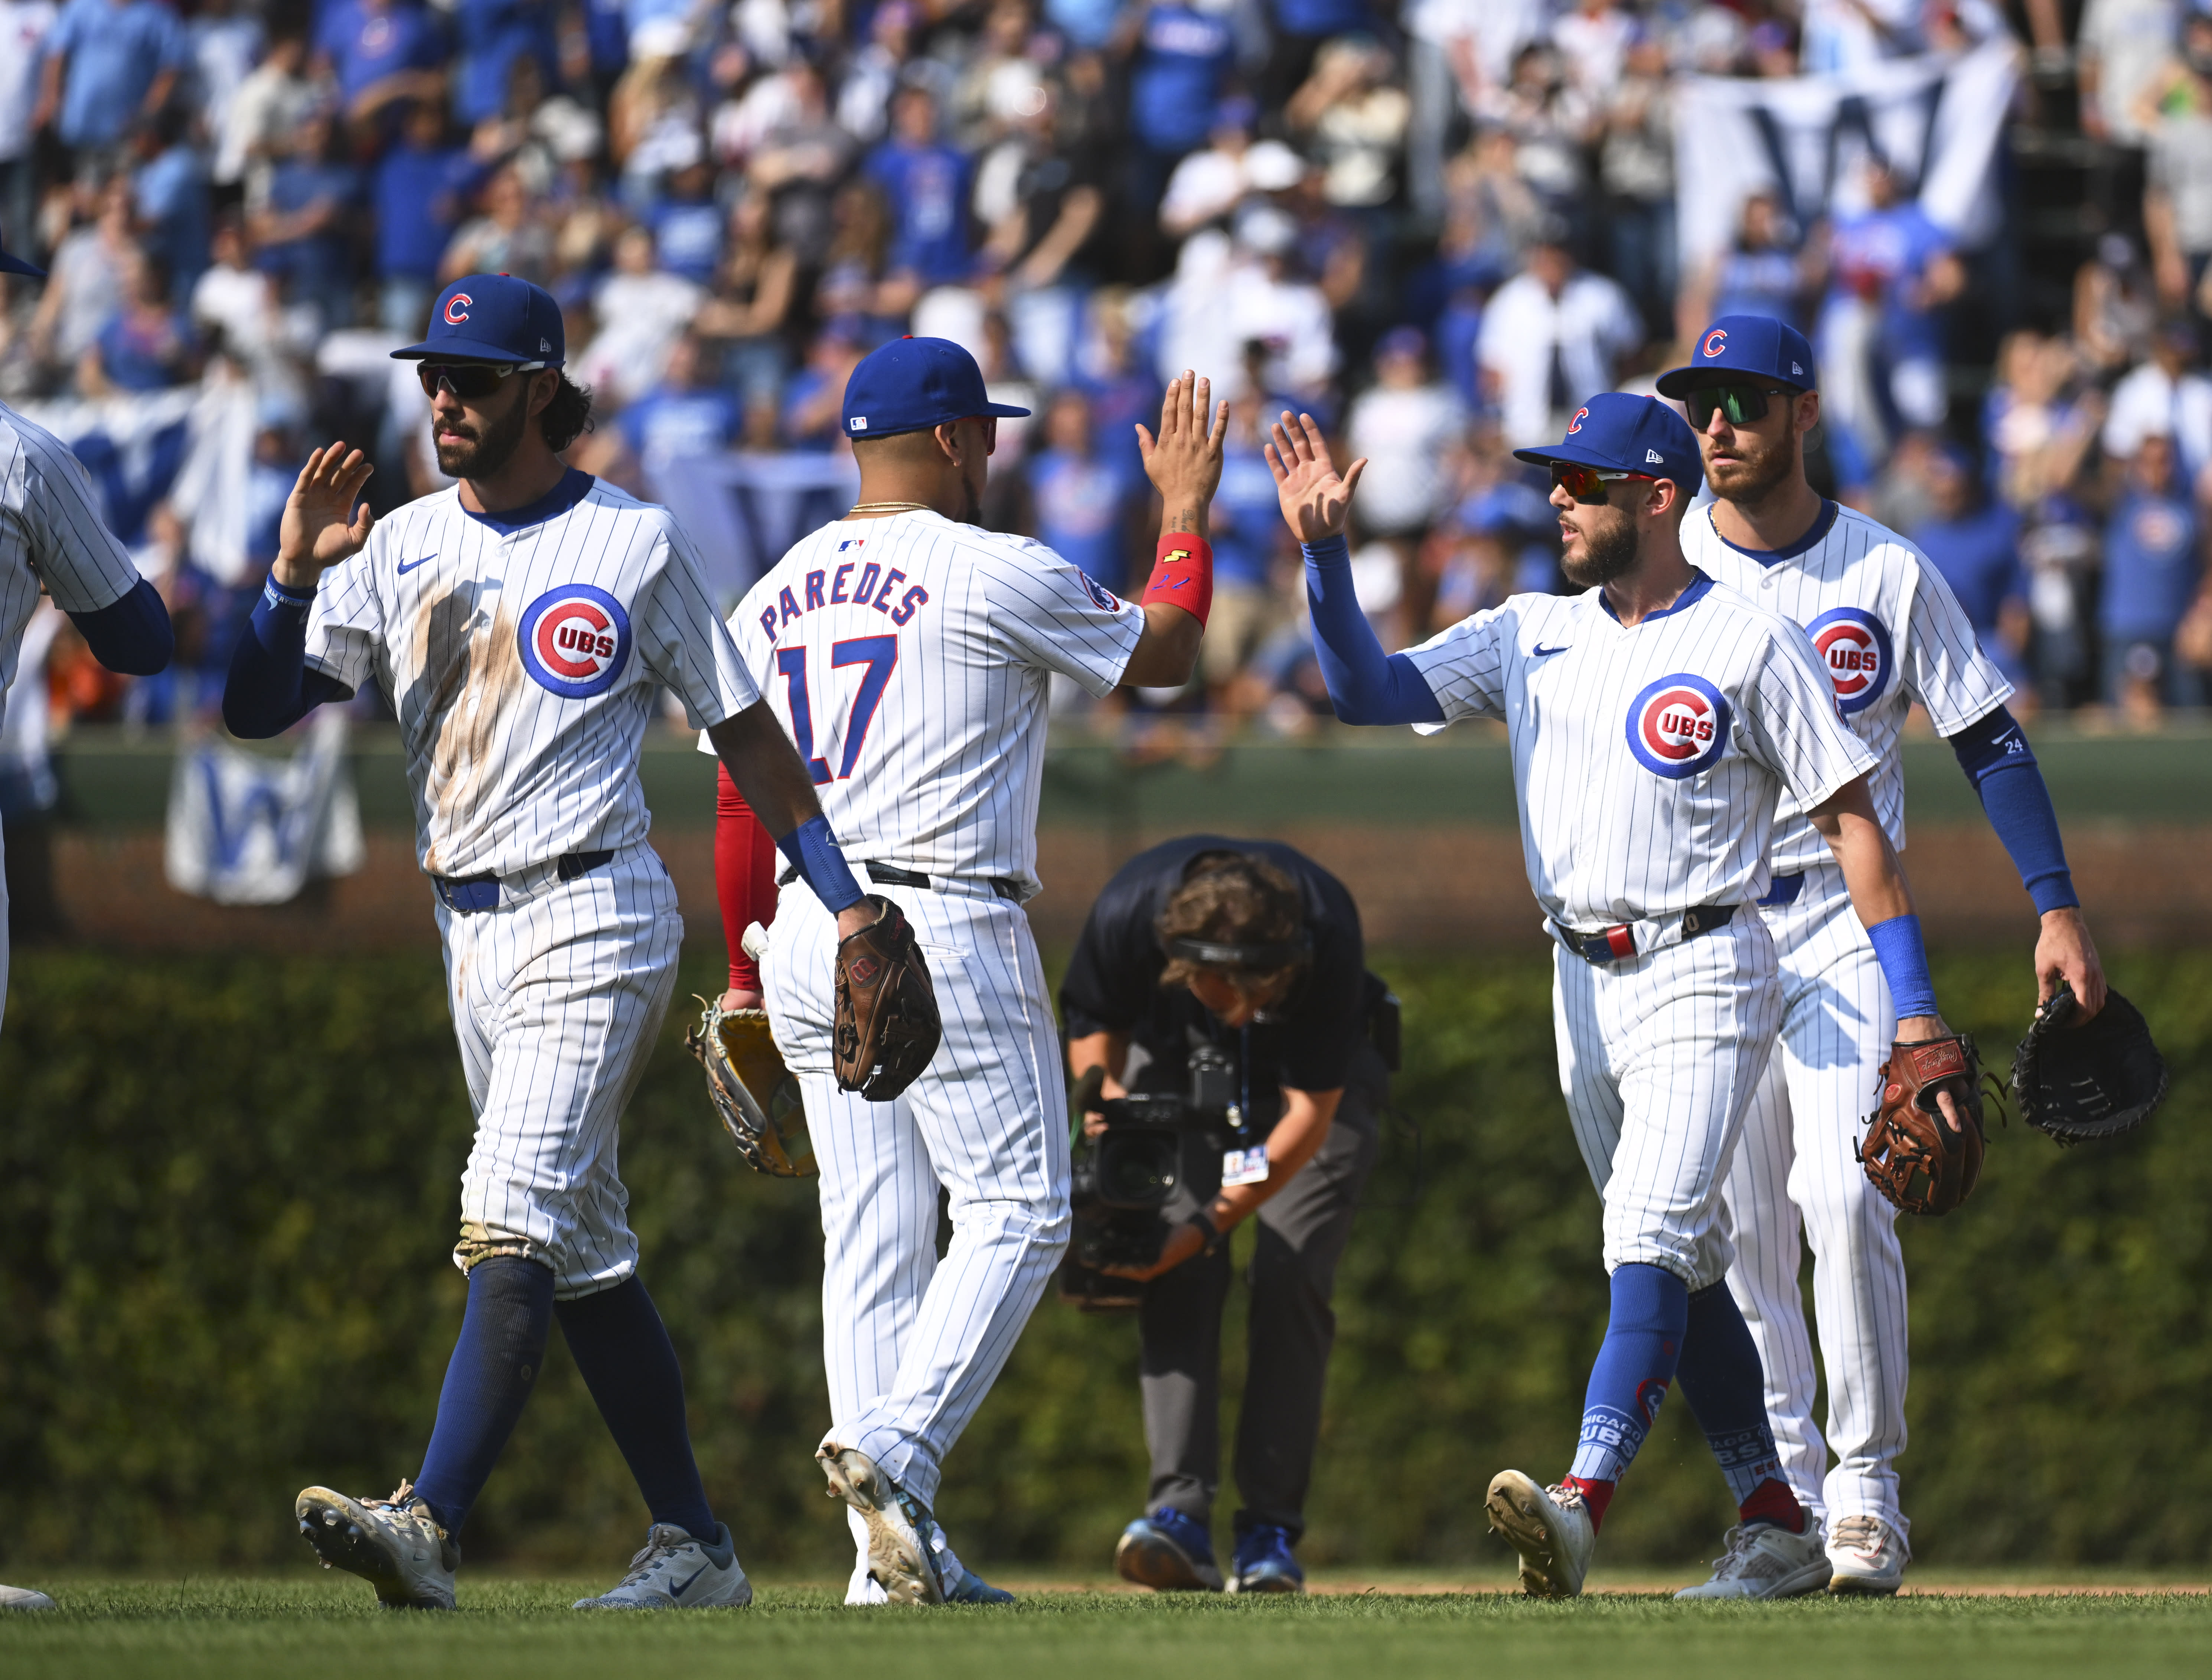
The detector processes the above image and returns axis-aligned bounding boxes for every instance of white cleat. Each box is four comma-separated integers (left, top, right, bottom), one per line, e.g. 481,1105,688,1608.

295,1481,458,1610
573,1522,753,1609
819,1445,943,1604
1676,1519,1829,1599
1827,1512,1909,1596
1485,1471,1595,1599
0,1585,55,1611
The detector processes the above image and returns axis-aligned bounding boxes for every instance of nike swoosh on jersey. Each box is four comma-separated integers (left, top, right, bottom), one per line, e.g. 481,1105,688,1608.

396,553,438,574
1532,643,1570,657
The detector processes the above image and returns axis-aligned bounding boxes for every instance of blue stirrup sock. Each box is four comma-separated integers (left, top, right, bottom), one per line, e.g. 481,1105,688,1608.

1673,1281,1804,1531
412,1256,556,1536
1563,1262,1689,1530
555,1276,718,1540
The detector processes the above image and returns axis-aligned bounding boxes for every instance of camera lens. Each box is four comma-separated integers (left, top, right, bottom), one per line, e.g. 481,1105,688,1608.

1099,1132,1179,1207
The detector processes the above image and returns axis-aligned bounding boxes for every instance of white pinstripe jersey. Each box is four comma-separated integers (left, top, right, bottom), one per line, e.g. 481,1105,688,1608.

721,509,1144,893
1,399,143,715
1684,499,2013,874
303,469,759,878
1403,571,1879,929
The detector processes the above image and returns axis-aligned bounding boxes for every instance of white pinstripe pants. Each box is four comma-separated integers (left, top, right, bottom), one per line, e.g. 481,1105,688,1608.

1722,861,1908,1538
1553,916,1783,1291
436,845,684,1299
764,880,1071,1510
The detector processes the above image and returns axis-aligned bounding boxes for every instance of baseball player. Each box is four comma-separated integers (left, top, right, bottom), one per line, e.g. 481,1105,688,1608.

1660,316,2108,1594
221,275,879,1611
0,225,174,1615
1274,393,1977,1598
713,336,1225,1603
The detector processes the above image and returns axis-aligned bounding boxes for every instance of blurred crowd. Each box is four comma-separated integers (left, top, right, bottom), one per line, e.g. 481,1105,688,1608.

3,0,2212,754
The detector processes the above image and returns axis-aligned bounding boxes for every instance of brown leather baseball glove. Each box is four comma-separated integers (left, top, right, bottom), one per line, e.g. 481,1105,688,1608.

684,998,813,1176
1857,1033,1991,1216
833,894,941,1101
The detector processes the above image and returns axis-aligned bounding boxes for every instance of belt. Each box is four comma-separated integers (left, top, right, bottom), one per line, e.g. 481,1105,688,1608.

1755,871,1805,908
1554,902,1738,966
435,849,615,913
779,861,1024,902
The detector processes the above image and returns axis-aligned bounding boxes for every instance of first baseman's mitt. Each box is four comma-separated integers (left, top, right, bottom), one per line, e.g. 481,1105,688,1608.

1857,1034,1992,1216
685,997,813,1176
2010,981,2168,1146
833,894,941,1101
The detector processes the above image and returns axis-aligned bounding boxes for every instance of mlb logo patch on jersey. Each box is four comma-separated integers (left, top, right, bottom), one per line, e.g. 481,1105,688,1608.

1625,673,1732,779
1805,606,1893,715
519,584,633,699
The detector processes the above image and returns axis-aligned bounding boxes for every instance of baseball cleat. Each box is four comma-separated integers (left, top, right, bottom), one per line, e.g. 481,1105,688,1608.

573,1521,753,1609
1675,1518,1828,1599
819,1445,944,1604
0,1585,55,1611
1485,1471,1594,1599
1827,1512,1909,1595
1227,1524,1305,1594
294,1481,458,1610
1114,1508,1226,1592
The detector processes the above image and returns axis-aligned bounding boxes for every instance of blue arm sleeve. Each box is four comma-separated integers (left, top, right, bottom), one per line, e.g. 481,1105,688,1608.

1301,536,1446,726
1865,913,1938,1021
775,813,866,914
221,575,353,739
1946,704,2079,915
66,577,174,675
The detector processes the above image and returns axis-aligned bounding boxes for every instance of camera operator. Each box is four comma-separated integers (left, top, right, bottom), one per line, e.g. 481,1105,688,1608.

1061,839,1388,1596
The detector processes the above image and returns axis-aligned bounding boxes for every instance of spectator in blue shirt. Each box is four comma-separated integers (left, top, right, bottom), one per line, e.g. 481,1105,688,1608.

1125,0,1237,267
650,155,723,285
314,0,448,127
2101,431,2207,713
1025,388,1141,593
91,254,195,390
249,111,362,331
864,87,974,288
1909,446,2032,696
130,105,209,300
373,100,477,334
453,0,557,127
1821,159,1965,453
32,0,190,155
617,332,742,469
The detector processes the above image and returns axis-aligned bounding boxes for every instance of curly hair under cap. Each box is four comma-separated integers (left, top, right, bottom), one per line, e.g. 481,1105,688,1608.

1156,852,1311,997
542,371,595,453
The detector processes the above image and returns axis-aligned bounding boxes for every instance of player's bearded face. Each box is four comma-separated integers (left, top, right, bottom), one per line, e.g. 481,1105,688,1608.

433,373,535,479
1700,400,1798,503
1559,502,1641,587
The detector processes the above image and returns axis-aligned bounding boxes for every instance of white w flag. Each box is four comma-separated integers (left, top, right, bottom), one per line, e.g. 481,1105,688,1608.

165,712,366,905
1674,39,2021,267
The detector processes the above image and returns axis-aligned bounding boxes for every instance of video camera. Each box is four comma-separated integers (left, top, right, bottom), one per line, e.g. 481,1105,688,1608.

1057,1043,1240,1314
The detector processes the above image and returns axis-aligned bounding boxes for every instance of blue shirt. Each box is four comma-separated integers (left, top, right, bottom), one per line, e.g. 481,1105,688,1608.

2102,488,2202,639
46,0,190,149
1713,248,1803,330
97,307,193,389
1209,443,1282,589
1030,449,1136,592
374,141,476,277
1827,204,1951,361
1044,0,1122,49
316,0,446,102
650,195,723,284
259,159,361,279
864,141,973,285
619,387,741,461
134,142,210,293
452,0,555,124
1129,5,1234,155
1269,0,1367,36
1910,503,2024,636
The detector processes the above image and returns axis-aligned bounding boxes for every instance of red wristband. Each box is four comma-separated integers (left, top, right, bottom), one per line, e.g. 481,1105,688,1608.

1141,534,1213,627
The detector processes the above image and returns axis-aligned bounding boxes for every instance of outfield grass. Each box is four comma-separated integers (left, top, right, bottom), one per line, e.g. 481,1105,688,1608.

1,1579,2205,1680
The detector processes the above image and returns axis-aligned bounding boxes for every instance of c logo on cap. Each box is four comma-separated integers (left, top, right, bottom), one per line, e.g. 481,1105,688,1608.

1566,407,1589,435
1702,327,1728,358
444,292,473,324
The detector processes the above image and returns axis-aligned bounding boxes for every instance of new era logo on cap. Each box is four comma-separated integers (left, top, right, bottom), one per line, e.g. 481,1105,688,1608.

1646,449,1663,464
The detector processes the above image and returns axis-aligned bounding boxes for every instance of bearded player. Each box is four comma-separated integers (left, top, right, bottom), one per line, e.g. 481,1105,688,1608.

1660,316,2107,1594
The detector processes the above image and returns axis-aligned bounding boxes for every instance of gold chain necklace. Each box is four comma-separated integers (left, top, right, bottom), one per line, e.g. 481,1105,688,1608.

845,500,931,515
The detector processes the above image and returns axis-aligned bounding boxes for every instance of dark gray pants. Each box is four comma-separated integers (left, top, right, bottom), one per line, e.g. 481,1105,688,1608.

1137,1053,1382,1541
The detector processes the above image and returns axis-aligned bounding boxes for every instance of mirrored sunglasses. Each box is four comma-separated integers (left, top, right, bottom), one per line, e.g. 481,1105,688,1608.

417,361,544,401
1684,384,1792,429
1550,463,1655,503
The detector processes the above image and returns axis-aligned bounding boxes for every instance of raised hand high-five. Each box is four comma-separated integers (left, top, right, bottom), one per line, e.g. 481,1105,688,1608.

273,443,376,591
1265,410,1366,544
1135,370,1229,538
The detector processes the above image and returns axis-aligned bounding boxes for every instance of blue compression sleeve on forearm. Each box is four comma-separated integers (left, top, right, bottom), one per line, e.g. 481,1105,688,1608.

1866,913,1938,1021
221,574,349,738
66,576,174,675
776,813,865,913
1947,705,2078,914
1302,535,1445,725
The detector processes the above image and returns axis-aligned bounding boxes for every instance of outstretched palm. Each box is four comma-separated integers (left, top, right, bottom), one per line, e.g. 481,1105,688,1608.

277,442,377,584
1265,411,1366,544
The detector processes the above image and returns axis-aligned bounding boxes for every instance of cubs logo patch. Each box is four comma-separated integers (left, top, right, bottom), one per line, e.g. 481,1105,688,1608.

518,584,633,699
1566,407,1589,434
444,291,473,324
1625,673,1732,779
1080,572,1121,612
1805,606,1893,715
1702,327,1727,358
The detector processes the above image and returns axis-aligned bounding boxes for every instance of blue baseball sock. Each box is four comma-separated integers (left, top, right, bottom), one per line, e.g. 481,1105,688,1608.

1674,1282,1802,1530
413,1256,556,1536
1564,1262,1689,1527
555,1276,717,1540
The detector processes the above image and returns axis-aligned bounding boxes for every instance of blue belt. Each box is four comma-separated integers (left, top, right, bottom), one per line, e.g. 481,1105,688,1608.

1755,871,1805,908
434,849,615,913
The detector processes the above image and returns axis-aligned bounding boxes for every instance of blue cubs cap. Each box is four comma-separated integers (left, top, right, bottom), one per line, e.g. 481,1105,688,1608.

0,224,45,280
391,274,565,366
1657,314,1815,397
841,336,1030,440
1512,392,1704,495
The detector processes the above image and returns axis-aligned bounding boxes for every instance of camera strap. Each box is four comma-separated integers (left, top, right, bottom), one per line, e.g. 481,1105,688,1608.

1220,1024,1270,1187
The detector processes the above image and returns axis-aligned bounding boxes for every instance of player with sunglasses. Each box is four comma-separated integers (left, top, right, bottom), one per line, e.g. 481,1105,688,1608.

1659,315,2109,1596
